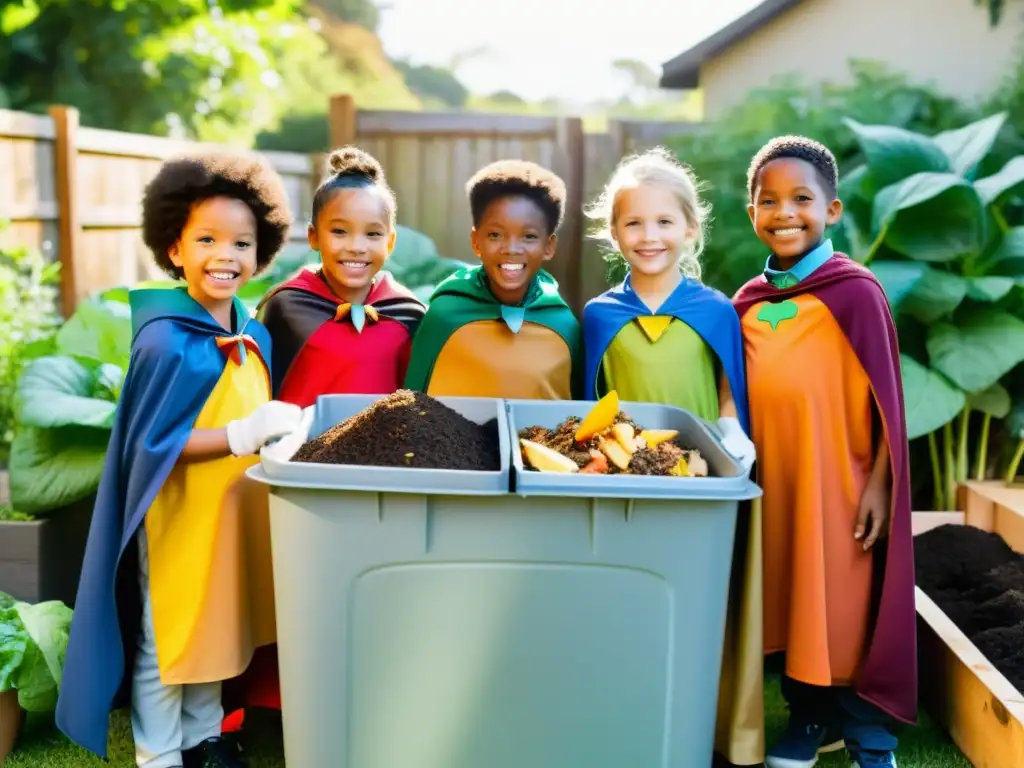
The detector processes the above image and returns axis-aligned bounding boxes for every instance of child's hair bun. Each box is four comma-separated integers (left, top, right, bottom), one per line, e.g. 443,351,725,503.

327,146,383,182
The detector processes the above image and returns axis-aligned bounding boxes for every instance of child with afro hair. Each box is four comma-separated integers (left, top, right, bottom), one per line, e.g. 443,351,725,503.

404,159,581,398
57,151,304,768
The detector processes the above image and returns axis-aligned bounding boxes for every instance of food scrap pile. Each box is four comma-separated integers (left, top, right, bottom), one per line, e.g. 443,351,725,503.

293,390,500,471
518,391,709,477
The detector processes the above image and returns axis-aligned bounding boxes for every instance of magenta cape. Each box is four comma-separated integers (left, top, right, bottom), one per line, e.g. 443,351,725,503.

733,253,917,724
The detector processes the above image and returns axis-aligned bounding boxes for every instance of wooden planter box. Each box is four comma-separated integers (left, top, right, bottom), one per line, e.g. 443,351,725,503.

0,494,94,606
0,690,21,764
913,481,1024,768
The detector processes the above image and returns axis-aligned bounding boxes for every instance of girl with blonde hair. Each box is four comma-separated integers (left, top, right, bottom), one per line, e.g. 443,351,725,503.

582,146,766,766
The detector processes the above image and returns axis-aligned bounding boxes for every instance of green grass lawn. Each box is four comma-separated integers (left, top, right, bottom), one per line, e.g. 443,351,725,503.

6,674,970,767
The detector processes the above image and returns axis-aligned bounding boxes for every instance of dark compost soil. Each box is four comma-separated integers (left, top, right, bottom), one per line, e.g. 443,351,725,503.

914,523,1024,691
292,390,500,471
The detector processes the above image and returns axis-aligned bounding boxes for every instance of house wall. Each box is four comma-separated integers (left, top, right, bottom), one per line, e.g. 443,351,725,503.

700,0,1024,119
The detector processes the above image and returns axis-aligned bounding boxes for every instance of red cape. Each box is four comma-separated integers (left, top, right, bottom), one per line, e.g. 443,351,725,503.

257,268,425,407
733,253,917,724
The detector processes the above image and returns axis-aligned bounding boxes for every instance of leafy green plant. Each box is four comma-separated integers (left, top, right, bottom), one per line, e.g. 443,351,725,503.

650,61,979,298
0,590,73,713
0,224,62,465
839,113,1024,508
385,225,470,303
8,297,130,515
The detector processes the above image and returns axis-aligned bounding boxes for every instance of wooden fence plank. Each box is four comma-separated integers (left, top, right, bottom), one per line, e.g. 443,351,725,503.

49,106,80,316
0,109,55,140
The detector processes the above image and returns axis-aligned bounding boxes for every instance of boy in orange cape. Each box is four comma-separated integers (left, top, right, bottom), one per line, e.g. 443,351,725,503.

733,137,915,768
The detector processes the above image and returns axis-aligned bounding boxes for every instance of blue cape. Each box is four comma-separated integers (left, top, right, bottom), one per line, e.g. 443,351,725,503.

55,286,272,758
582,274,750,433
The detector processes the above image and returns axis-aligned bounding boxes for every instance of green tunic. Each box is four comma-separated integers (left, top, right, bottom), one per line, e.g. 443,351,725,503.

599,317,720,421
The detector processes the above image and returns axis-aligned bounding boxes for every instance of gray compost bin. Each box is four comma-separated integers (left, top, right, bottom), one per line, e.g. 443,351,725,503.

248,394,761,768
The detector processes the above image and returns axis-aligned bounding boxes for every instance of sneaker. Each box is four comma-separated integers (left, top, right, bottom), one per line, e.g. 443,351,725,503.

766,721,835,768
849,750,897,767
819,723,845,753
182,737,247,768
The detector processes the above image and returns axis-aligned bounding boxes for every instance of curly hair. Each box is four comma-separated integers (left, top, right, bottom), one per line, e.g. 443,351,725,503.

747,135,839,201
141,151,293,278
466,160,566,235
311,145,397,227
584,146,711,282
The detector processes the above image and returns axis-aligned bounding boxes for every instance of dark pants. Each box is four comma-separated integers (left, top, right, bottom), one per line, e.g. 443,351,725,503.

782,675,898,753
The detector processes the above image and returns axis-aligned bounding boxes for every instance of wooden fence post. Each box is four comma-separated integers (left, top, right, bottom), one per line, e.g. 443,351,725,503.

556,116,585,316
48,105,80,317
329,94,357,150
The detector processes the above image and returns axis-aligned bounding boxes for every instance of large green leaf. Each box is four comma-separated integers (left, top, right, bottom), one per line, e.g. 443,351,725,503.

900,355,965,439
968,382,1011,418
975,156,1024,205
900,268,968,323
872,172,984,261
991,227,1024,273
932,112,1007,176
9,426,109,514
966,276,1016,302
926,310,1024,392
54,298,131,370
0,599,28,693
11,599,73,712
388,225,441,271
843,119,952,189
868,261,927,307
16,356,117,430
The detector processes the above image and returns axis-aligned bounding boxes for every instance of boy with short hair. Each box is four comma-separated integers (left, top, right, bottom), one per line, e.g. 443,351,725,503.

404,159,581,398
733,135,916,768
56,151,302,768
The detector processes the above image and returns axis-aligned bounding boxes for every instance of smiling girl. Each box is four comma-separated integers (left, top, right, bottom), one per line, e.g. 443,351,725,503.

582,147,752,461
581,147,764,767
256,146,426,407
220,147,426,734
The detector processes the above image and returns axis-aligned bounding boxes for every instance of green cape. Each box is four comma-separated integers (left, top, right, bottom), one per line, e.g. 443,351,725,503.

403,266,582,395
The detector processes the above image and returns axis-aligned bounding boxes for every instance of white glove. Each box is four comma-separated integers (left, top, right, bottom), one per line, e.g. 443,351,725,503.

226,400,304,457
717,416,756,473
260,405,316,462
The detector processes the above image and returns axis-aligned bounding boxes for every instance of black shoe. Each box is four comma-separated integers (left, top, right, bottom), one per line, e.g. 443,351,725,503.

182,737,247,768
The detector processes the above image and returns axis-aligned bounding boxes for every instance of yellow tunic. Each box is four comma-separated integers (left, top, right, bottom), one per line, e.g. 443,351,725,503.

426,320,573,399
144,350,277,684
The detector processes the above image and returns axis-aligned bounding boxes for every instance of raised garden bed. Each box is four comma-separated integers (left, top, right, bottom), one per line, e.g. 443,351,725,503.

0,495,93,606
913,481,1024,768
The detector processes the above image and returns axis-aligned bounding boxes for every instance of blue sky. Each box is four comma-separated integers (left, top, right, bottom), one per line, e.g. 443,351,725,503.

376,0,763,102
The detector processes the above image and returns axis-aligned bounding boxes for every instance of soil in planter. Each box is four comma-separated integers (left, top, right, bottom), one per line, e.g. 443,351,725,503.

292,390,501,471
915,524,1024,691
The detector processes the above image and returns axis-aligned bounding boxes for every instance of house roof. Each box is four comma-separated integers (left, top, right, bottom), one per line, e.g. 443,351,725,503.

660,0,806,88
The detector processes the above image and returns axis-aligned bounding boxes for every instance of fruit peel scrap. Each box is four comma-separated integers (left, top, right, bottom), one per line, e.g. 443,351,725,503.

639,429,678,449
520,438,579,474
575,390,619,442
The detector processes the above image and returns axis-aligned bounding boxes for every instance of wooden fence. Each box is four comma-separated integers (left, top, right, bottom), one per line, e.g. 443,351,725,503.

0,96,697,316
0,106,318,316
328,95,697,313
